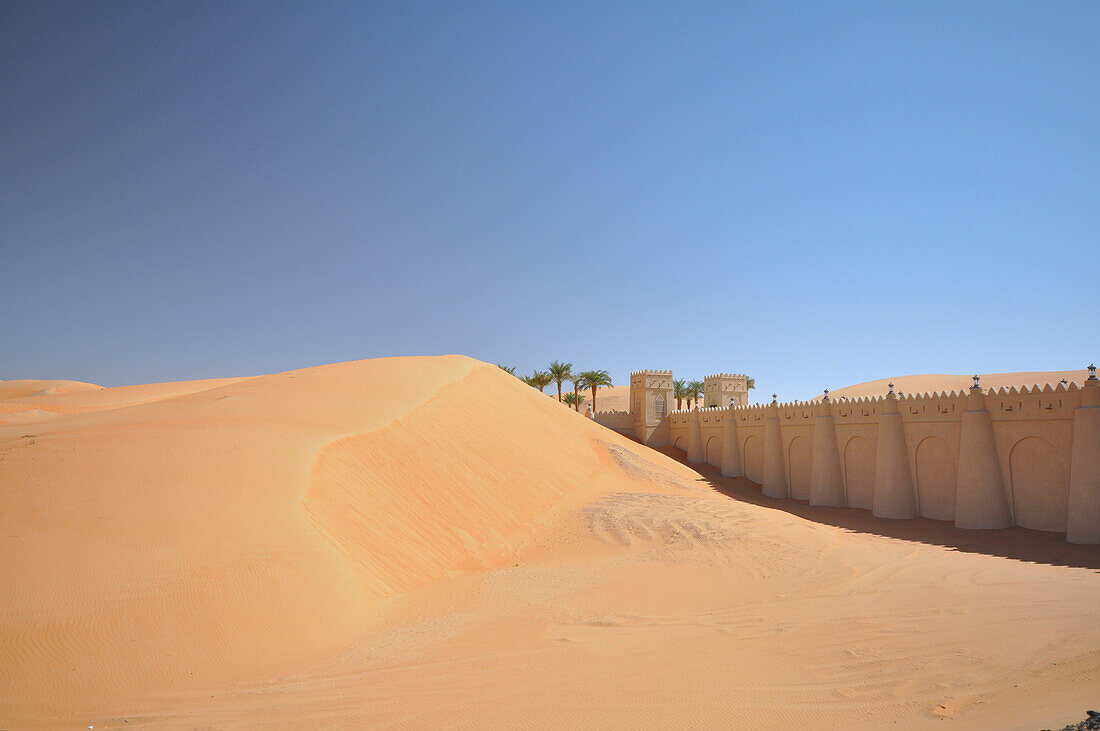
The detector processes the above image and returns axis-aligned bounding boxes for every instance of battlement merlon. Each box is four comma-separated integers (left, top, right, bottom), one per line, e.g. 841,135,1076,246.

731,379,1084,420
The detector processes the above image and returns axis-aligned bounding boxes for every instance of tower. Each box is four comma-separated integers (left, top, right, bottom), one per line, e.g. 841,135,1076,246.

955,375,1012,530
873,382,918,519
704,373,750,407
629,370,674,446
809,391,846,507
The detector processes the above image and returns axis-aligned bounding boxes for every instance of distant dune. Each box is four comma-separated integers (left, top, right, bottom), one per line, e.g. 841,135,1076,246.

587,382,630,411
0,379,102,399
2,358,1097,729
822,370,1084,401
0,376,256,422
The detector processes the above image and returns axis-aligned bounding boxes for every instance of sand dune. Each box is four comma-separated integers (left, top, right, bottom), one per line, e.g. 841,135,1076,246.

588,382,629,412
0,376,256,423
0,357,691,724
2,358,1098,728
823,370,1084,400
0,379,102,399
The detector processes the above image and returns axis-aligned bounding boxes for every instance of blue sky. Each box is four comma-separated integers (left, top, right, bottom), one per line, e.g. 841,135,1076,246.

2,1,1097,400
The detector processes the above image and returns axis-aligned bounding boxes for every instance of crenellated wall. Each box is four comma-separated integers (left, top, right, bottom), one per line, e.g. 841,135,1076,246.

592,410,632,435
606,369,1100,545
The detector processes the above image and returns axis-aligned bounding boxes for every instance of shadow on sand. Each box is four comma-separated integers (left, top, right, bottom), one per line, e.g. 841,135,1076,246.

659,446,1100,572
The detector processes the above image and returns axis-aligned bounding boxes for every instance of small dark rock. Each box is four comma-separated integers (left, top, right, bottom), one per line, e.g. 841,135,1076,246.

1046,709,1100,731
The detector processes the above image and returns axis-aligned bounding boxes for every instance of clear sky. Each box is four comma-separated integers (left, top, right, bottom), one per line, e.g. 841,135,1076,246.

2,1,1097,400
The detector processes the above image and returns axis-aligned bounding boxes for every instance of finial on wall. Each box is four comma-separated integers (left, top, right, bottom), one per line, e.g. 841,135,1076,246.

972,374,981,389
888,382,895,395
1089,363,1097,381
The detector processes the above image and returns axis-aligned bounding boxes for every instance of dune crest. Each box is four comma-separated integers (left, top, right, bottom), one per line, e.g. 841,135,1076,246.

0,379,102,399
1,355,695,723
303,363,664,597
3,357,1098,729
0,376,260,422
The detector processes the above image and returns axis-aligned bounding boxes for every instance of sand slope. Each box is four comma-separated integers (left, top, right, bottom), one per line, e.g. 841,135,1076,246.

2,359,1098,729
1,356,691,724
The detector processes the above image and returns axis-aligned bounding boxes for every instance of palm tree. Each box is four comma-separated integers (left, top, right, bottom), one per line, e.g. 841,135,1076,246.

569,372,587,411
563,392,586,411
532,370,552,394
548,361,573,403
673,378,688,410
746,377,755,391
687,380,704,409
577,369,612,412
498,364,517,375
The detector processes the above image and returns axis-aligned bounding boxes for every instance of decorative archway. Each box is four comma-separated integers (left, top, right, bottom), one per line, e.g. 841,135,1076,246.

915,436,956,521
1010,436,1068,532
843,436,875,509
706,435,722,466
787,436,811,500
743,435,764,483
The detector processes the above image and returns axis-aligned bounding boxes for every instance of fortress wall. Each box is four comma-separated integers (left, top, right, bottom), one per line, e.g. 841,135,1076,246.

593,411,632,434
738,423,767,484
657,376,1099,543
836,424,878,509
669,412,690,453
987,385,1077,533
774,406,815,500
698,408,726,467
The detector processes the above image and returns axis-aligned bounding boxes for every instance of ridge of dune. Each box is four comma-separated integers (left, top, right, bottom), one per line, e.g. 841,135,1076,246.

0,355,696,724
0,379,102,400
0,376,263,423
302,364,690,598
0,356,487,717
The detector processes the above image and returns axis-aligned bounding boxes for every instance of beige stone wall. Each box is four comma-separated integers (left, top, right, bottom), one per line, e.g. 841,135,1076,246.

662,376,1100,544
592,410,632,435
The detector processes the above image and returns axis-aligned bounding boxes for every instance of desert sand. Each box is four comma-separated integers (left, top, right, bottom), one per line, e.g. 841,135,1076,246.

584,382,630,412
2,357,1098,729
823,371,1086,401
